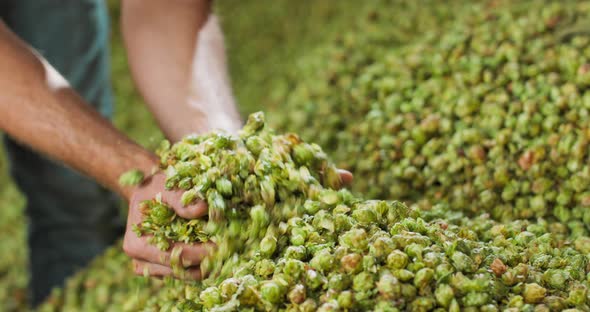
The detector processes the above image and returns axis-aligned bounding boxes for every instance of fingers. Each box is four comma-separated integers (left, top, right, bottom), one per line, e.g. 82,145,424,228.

132,259,202,280
123,231,212,268
126,172,210,281
140,173,209,219
338,169,353,186
161,189,209,219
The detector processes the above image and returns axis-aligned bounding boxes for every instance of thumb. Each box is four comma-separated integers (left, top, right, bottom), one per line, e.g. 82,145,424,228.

338,169,353,187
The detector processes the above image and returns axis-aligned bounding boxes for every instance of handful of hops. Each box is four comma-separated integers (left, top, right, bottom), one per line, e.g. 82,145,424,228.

133,112,411,279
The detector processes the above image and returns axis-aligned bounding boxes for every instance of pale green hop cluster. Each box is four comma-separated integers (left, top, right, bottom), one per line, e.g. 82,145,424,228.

37,213,590,311
132,113,590,311
134,112,350,278
37,112,590,311
183,214,590,312
33,1,590,310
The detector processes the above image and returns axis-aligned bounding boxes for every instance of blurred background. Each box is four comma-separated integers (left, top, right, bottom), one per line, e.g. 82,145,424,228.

0,1,371,310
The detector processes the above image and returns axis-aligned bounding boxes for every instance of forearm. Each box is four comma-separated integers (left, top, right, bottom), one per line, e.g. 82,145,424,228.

0,22,157,199
122,0,241,142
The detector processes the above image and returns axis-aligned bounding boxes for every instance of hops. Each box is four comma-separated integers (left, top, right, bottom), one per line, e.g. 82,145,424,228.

134,112,359,277
42,113,589,311
274,0,590,225
118,169,144,187
39,214,590,311
36,1,590,310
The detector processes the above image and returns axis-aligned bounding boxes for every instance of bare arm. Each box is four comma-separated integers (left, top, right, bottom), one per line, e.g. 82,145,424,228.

122,0,242,142
0,22,208,278
0,21,156,199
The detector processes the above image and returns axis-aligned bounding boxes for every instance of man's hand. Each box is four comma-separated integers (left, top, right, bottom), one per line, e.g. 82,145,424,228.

124,170,352,279
123,172,210,279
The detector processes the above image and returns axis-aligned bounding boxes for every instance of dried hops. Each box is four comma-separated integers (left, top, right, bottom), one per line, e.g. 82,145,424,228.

38,113,590,311
40,202,590,311
35,0,590,310
188,215,590,311
133,112,364,277
274,0,590,224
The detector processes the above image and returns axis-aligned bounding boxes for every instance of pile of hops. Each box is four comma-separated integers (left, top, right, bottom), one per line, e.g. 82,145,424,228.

38,218,590,311
40,113,590,311
274,0,590,225
37,245,160,312
36,1,590,310
38,222,590,312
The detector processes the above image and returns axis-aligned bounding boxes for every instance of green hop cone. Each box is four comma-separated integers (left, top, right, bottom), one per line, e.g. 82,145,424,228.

118,169,144,186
